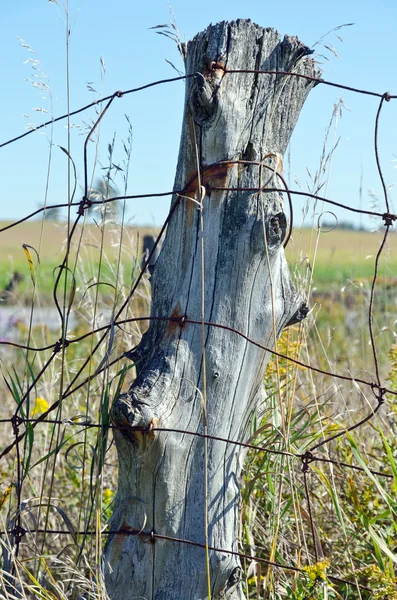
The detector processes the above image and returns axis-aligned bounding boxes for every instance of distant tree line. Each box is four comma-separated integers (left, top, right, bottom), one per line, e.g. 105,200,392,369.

320,220,366,231
38,177,120,222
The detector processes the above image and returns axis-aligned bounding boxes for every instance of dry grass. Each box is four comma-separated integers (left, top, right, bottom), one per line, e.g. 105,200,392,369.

0,220,157,263
0,220,158,302
2,221,397,294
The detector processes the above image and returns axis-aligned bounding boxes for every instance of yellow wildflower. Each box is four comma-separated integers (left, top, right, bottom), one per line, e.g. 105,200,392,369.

303,559,330,582
103,488,114,505
31,397,50,416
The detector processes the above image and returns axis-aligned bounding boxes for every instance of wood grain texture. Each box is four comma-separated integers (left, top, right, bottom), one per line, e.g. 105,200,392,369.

104,19,319,600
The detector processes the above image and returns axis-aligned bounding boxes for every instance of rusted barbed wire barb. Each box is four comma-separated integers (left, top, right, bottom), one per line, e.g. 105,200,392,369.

382,213,396,226
77,196,93,216
140,421,155,434
10,414,23,436
179,314,187,326
371,383,387,405
0,526,372,591
10,524,26,545
12,525,26,542
53,338,70,354
300,450,315,472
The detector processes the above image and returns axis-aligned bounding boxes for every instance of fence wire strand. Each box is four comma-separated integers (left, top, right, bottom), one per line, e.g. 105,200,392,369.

1,64,396,595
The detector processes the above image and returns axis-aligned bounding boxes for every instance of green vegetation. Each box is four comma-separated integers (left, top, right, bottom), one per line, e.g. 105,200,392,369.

286,226,397,289
239,226,397,598
2,222,396,301
1,217,397,598
0,215,151,599
0,220,157,303
1,9,396,596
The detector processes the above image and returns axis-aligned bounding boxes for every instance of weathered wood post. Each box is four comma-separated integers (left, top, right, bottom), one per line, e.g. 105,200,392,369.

104,19,319,600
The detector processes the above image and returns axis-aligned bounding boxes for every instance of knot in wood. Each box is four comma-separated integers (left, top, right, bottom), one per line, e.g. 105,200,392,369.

190,71,217,122
227,566,242,587
266,212,287,248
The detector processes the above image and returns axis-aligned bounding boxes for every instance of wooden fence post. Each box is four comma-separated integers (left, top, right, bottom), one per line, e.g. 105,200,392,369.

104,19,319,600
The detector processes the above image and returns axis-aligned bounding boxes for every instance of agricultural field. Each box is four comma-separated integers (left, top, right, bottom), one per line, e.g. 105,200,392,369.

0,220,158,303
1,220,396,298
0,221,396,293
286,226,397,289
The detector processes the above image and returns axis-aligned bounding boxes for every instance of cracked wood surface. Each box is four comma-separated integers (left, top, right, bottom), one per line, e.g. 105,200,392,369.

104,19,319,600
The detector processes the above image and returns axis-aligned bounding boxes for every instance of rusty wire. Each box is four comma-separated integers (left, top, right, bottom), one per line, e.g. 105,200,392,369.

0,68,395,150
0,526,373,592
0,65,396,593
0,417,393,480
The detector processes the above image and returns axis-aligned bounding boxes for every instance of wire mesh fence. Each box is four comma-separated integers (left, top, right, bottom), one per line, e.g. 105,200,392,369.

1,65,397,598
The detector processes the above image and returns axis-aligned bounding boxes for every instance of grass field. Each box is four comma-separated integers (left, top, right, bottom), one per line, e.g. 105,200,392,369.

0,220,158,303
1,220,396,300
287,226,397,288
1,218,397,599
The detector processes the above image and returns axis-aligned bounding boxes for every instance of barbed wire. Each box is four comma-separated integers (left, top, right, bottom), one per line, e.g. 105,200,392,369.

0,417,393,480
0,69,395,150
0,525,373,593
0,63,396,595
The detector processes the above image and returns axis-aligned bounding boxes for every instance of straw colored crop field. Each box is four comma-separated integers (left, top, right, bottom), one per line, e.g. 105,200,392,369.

1,221,396,283
0,220,157,266
287,226,397,289
0,220,158,301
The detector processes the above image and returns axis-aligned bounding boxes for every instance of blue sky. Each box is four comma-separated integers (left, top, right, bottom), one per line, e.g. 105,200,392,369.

1,0,396,229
